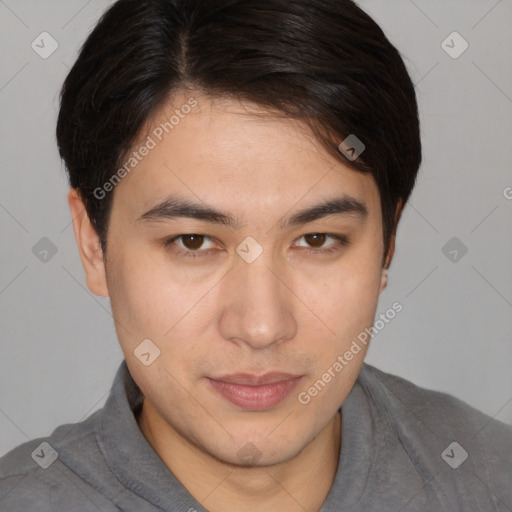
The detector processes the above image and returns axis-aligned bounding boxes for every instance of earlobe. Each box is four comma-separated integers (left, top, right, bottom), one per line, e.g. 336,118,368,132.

380,230,395,293
379,268,388,292
67,189,109,297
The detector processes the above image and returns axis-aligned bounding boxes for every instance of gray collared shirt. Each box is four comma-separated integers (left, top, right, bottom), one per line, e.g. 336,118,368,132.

1,360,510,511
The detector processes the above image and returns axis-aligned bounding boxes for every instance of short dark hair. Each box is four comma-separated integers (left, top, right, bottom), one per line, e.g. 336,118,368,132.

56,0,421,261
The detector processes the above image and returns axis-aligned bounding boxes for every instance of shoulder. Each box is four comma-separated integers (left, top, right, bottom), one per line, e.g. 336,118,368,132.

0,410,116,512
359,363,511,439
356,364,511,508
0,408,101,477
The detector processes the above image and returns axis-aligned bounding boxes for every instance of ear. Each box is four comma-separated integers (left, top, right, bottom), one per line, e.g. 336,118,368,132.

379,267,389,293
380,199,404,293
67,189,109,297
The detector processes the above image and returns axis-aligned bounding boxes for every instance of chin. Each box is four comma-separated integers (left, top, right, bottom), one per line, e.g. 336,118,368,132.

200,423,314,469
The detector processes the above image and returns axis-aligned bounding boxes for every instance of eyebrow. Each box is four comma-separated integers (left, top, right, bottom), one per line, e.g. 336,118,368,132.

282,196,368,228
137,195,368,228
138,197,235,225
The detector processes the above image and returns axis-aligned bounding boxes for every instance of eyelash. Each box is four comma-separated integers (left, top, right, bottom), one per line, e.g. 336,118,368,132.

162,233,350,259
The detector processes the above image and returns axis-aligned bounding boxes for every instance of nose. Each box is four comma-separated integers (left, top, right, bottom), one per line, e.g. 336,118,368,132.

218,253,298,350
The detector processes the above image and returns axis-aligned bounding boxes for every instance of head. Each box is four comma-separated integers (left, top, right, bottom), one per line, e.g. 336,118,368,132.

57,0,421,467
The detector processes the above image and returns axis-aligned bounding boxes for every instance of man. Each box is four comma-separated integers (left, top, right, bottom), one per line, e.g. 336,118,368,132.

0,0,510,511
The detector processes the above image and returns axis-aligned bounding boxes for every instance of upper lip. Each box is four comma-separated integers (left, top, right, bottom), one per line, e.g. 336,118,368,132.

209,372,303,386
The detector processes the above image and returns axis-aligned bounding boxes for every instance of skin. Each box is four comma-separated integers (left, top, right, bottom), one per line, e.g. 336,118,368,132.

69,90,399,512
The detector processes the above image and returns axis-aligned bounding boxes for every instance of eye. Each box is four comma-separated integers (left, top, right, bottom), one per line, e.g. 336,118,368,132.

293,233,349,254
163,234,217,257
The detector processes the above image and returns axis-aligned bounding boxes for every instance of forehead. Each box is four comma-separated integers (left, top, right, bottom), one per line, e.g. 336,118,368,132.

113,90,381,219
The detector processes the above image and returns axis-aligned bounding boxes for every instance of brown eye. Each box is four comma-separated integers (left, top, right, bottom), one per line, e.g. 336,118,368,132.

304,233,327,247
181,234,205,250
163,234,217,257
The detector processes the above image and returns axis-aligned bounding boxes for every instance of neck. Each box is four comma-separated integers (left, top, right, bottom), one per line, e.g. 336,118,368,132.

137,403,341,512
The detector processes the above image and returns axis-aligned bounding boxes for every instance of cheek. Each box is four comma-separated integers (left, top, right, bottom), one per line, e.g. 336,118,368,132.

107,247,207,339
292,257,381,412
296,252,382,341
107,253,216,390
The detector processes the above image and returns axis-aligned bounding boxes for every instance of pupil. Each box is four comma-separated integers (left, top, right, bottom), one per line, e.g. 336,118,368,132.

305,233,326,247
183,234,204,250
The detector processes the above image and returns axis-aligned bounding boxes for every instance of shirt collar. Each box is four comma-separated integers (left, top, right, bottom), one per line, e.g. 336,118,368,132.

96,359,373,511
95,360,207,512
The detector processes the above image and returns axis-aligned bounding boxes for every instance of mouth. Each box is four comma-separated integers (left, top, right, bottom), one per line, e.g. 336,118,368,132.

206,373,304,411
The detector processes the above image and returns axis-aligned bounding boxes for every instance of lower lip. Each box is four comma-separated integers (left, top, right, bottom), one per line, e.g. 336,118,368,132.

207,377,303,411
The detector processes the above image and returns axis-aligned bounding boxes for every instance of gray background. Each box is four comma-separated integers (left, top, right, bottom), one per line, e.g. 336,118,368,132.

1,0,511,457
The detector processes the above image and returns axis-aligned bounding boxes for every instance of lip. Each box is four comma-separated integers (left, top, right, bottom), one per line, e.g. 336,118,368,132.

206,373,303,411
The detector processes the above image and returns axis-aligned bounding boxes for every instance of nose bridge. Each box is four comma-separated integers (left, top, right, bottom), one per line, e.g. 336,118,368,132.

218,251,297,349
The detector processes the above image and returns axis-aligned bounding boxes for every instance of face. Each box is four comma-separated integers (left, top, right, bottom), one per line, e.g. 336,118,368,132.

79,90,389,467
